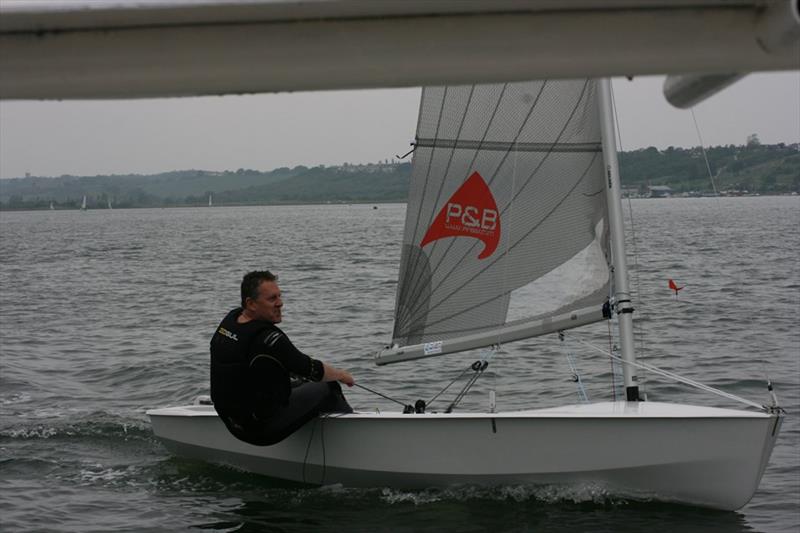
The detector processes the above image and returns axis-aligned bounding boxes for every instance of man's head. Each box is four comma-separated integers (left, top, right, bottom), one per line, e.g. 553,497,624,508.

241,270,282,323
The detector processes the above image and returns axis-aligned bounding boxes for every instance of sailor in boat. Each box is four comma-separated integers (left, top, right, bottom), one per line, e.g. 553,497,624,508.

210,270,354,445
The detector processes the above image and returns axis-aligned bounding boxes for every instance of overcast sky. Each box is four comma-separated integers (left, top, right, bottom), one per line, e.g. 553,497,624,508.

0,72,797,179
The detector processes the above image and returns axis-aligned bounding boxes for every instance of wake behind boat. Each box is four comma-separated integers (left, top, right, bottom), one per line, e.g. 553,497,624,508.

148,78,784,510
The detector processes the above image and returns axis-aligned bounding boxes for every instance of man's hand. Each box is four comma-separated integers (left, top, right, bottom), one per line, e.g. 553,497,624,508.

337,369,355,387
323,362,355,387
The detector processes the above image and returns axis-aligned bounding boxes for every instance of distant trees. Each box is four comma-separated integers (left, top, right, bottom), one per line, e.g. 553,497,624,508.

1,146,797,210
618,142,798,193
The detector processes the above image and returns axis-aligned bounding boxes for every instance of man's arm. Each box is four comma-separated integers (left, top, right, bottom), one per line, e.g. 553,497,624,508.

259,329,354,386
322,362,354,387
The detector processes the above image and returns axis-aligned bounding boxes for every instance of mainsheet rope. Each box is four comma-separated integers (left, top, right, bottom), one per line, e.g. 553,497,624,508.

353,346,498,413
352,383,407,408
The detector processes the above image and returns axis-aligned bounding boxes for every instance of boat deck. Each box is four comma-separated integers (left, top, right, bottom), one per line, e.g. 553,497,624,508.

147,400,771,420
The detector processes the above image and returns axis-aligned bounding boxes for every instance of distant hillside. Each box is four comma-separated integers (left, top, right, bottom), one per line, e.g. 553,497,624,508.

215,164,411,205
618,142,799,195
1,143,797,210
0,163,410,210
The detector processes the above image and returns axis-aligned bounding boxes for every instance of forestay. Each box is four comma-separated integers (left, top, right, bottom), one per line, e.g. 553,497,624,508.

378,80,611,364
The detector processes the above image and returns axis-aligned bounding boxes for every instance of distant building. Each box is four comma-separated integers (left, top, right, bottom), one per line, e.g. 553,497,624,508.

648,185,672,198
335,161,402,174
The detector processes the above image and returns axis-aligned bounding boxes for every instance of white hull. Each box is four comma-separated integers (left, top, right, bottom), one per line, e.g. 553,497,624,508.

148,401,781,510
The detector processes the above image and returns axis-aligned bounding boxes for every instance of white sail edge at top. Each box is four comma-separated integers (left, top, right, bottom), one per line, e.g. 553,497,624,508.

375,304,607,366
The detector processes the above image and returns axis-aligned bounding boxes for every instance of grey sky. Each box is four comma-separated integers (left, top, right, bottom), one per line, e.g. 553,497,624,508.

0,72,797,179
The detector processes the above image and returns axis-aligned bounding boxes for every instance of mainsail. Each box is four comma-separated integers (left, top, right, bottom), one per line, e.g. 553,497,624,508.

378,80,611,364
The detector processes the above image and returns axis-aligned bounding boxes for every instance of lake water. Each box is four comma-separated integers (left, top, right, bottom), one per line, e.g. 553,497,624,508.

1,197,798,532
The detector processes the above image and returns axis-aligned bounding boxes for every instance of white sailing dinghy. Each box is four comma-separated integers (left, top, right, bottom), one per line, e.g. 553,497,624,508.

80,195,87,211
148,79,782,510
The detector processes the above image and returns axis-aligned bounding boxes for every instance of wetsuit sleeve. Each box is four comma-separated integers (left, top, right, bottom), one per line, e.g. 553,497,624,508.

256,330,325,382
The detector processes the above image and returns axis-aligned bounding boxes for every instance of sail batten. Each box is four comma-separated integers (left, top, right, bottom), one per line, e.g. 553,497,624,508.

415,138,602,153
389,80,610,356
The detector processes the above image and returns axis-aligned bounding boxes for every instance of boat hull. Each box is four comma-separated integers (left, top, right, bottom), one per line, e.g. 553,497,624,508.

147,401,781,510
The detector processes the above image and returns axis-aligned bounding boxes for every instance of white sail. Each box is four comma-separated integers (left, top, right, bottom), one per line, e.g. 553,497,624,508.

379,80,610,363
208,193,213,207
81,195,87,210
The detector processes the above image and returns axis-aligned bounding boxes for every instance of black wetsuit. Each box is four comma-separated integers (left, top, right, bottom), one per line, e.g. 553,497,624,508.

210,307,351,446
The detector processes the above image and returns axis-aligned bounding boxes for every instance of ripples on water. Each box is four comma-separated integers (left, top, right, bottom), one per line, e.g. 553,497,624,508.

0,198,798,532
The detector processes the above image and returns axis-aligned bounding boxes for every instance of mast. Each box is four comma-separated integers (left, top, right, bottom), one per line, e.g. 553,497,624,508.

597,78,639,402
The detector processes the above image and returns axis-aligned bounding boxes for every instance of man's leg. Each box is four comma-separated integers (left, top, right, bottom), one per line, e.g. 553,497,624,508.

256,381,350,444
318,381,353,414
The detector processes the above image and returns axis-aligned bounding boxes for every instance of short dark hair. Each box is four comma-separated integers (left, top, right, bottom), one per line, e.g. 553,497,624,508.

241,270,278,307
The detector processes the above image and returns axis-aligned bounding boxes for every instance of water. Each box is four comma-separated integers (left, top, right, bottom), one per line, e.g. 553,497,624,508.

1,197,798,532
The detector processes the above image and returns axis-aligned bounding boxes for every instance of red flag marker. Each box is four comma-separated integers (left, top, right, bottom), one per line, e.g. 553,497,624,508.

668,278,684,297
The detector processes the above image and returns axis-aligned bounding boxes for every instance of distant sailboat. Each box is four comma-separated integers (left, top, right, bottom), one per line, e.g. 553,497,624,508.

49,201,54,210
107,198,113,209
208,193,213,207
80,195,87,211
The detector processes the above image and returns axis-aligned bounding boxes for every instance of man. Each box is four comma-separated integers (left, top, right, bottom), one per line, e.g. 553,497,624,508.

210,270,354,446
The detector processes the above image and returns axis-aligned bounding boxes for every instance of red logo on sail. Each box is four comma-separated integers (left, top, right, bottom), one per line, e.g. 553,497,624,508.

420,171,501,259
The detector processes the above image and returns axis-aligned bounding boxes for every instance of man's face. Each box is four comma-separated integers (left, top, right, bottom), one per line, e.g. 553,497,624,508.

248,280,283,323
